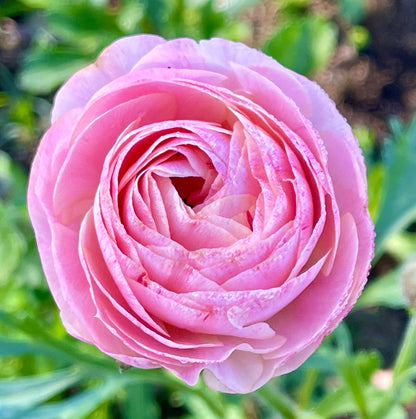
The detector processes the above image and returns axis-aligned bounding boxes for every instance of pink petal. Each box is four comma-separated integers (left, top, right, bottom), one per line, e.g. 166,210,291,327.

52,34,165,122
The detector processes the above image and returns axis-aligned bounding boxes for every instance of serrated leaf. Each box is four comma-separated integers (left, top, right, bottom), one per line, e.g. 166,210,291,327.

315,387,408,419
355,351,382,382
374,116,416,261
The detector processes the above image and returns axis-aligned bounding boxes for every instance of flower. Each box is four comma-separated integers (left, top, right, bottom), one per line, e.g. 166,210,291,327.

28,35,374,393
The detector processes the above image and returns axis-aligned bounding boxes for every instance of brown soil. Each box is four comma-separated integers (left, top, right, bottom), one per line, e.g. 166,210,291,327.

316,0,416,140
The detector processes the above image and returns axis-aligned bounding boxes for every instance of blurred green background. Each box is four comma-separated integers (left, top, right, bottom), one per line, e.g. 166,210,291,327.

2,0,416,418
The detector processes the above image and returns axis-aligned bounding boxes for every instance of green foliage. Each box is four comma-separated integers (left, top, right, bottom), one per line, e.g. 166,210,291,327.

357,269,407,310
16,0,253,95
264,15,337,76
337,0,365,25
347,24,370,50
1,0,416,417
0,152,46,315
19,49,92,95
121,382,160,419
19,377,128,419
373,116,416,261
0,367,82,417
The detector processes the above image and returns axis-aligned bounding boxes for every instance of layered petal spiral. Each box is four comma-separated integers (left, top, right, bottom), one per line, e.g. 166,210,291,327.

28,35,374,393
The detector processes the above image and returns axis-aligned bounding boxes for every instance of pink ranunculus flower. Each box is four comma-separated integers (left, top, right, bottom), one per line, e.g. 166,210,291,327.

28,35,374,393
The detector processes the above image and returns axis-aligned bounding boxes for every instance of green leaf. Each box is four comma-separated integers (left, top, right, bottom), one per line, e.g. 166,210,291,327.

335,353,369,418
337,0,365,24
20,376,127,419
18,49,92,95
0,336,63,358
0,151,27,207
264,15,337,75
314,384,407,419
0,204,24,284
141,0,167,34
330,321,353,355
121,382,160,419
46,3,123,49
384,232,416,262
374,116,416,261
371,367,416,418
314,386,357,418
366,163,385,223
0,0,49,17
355,351,382,382
300,349,336,375
0,368,82,418
356,270,406,310
213,0,260,15
20,0,51,7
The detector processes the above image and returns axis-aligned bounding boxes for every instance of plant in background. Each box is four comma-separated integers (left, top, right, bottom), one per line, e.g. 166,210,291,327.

2,0,416,418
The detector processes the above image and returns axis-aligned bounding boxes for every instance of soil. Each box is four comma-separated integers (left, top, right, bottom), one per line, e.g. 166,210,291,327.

316,0,416,141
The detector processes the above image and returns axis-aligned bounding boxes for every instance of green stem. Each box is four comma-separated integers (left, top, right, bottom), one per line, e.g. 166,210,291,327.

297,368,319,409
336,354,369,419
160,371,226,419
393,309,416,381
256,383,297,419
192,385,226,418
372,365,416,419
371,310,416,419
1,310,226,418
0,311,173,385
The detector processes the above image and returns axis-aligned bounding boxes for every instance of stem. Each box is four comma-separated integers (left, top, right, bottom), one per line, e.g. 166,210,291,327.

297,369,319,409
371,310,416,419
256,383,297,419
160,371,226,419
372,365,416,419
0,310,171,384
336,354,369,419
393,309,416,380
192,385,226,418
0,310,122,372
1,310,226,418
345,309,416,419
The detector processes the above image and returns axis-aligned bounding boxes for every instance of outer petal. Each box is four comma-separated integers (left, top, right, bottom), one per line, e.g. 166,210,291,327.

51,34,165,122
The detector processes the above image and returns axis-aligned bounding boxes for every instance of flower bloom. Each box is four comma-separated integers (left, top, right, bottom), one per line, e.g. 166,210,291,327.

28,35,374,393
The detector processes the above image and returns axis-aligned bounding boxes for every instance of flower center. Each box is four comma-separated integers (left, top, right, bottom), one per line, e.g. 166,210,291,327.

171,176,206,207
